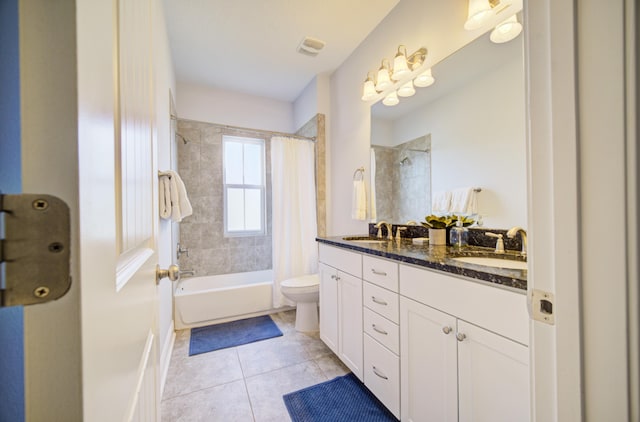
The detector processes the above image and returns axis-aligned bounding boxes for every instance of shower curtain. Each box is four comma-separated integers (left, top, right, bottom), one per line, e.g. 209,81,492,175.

271,136,318,308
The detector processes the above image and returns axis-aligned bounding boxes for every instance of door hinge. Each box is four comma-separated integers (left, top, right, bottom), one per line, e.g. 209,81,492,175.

0,194,71,307
529,289,555,325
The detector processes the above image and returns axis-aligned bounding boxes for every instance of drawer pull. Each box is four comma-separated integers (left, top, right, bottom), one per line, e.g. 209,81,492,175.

456,332,467,342
330,274,337,280
371,268,388,276
372,324,388,335
372,366,389,380
442,326,452,335
371,296,388,306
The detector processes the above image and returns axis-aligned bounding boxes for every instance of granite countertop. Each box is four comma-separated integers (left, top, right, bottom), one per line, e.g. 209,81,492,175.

316,235,527,292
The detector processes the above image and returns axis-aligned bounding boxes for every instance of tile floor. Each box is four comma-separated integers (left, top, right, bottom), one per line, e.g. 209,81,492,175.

161,310,350,421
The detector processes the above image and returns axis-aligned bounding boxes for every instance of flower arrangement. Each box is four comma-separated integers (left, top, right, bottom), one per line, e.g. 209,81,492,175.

421,215,475,229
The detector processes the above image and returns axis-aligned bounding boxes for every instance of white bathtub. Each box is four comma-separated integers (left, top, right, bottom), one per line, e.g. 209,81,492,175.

174,270,274,329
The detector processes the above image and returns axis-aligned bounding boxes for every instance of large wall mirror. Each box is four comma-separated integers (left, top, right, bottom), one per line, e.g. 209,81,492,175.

370,33,527,229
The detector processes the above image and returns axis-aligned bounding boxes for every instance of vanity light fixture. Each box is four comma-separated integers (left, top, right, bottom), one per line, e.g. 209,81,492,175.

382,91,399,106
489,14,522,43
464,0,496,30
361,45,428,105
413,68,435,87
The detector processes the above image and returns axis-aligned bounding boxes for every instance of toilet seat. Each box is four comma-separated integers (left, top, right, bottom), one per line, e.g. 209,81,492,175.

281,274,319,288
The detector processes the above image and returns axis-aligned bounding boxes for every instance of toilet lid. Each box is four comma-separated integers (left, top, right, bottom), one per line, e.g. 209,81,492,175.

281,274,319,288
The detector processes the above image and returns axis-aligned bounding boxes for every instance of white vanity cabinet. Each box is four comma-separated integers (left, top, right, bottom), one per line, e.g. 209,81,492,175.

318,244,363,379
399,264,530,422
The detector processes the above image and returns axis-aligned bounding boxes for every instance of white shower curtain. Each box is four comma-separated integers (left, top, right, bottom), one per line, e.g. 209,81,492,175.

271,136,318,308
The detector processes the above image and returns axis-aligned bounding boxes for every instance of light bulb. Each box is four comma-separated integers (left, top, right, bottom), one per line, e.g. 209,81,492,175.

464,0,495,31
392,46,410,81
490,15,523,43
375,60,392,91
414,68,435,87
397,80,415,97
382,91,399,106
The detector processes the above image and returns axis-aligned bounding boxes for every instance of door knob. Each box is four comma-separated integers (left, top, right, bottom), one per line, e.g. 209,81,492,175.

156,264,180,284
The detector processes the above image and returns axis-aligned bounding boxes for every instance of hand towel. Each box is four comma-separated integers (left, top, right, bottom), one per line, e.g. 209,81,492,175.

351,179,367,220
167,170,193,222
369,149,377,221
431,191,452,214
450,187,477,215
159,175,171,219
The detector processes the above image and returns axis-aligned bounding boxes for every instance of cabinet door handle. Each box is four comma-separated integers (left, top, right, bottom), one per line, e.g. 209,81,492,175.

330,274,337,280
456,332,466,342
372,366,389,380
442,326,452,335
371,269,387,276
372,324,388,335
371,296,388,306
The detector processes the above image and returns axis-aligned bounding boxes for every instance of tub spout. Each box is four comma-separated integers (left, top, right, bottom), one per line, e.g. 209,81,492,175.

179,269,196,278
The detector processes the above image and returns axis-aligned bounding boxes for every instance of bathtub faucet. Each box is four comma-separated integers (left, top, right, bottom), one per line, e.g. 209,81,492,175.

179,269,196,278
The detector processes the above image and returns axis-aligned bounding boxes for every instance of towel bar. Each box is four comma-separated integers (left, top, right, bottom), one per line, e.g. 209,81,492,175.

352,167,365,181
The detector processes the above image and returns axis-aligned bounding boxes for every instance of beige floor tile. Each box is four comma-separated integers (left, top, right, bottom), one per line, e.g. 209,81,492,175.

315,353,350,380
237,334,311,378
163,347,244,400
161,380,254,422
245,361,327,422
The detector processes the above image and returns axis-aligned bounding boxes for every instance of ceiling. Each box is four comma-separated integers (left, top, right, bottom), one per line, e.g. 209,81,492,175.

162,0,400,102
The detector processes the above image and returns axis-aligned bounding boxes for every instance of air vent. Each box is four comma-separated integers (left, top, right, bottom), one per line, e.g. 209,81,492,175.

297,37,326,57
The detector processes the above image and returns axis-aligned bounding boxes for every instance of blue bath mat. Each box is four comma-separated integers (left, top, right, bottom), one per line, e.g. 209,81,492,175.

189,315,283,356
283,373,398,422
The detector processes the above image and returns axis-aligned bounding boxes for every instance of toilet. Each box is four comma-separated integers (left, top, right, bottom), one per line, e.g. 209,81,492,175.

281,274,320,332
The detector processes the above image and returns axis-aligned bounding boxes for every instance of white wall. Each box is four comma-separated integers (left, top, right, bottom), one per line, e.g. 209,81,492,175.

293,72,331,131
154,0,177,395
327,0,522,235
390,55,526,228
176,81,294,132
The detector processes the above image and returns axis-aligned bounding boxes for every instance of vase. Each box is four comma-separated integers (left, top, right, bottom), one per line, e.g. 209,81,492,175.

428,228,447,246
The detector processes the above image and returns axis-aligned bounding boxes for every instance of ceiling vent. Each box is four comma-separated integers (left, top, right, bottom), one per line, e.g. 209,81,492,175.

297,37,326,57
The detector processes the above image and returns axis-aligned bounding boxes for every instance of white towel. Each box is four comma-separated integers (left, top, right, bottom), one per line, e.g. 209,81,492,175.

159,175,171,219
450,187,477,215
159,170,193,222
431,191,452,214
351,180,367,221
370,149,377,221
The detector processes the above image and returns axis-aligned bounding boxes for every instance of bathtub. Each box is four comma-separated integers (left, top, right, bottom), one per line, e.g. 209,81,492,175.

174,270,274,329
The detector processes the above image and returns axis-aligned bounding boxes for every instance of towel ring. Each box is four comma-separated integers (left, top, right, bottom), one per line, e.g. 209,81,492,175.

353,167,365,181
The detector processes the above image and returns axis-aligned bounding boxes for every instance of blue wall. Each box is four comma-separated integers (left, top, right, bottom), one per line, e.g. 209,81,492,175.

0,0,25,421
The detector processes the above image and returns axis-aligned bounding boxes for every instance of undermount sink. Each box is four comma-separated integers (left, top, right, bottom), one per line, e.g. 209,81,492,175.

451,256,527,270
342,236,388,244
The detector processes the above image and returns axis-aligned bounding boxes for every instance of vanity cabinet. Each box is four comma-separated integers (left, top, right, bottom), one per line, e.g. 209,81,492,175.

400,264,529,422
318,245,363,379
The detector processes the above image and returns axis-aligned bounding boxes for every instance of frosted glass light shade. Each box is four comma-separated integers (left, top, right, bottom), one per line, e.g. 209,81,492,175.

464,0,495,30
490,15,523,43
376,67,392,91
397,80,415,97
414,68,435,87
382,91,399,106
361,79,377,101
392,52,410,81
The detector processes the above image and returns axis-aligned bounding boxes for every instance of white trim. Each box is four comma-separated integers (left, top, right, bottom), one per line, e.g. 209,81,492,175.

116,247,154,292
124,330,156,422
159,320,175,398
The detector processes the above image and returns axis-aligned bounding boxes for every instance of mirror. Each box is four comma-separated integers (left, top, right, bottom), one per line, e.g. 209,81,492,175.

370,34,526,229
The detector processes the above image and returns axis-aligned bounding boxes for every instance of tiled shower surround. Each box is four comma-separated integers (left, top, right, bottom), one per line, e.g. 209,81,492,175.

372,135,431,223
176,116,325,277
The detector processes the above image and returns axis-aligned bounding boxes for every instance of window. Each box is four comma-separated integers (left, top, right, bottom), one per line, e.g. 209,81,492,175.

223,136,266,236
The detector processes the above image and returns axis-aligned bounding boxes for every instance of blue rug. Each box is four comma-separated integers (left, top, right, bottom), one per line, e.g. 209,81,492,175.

283,373,398,422
189,315,283,356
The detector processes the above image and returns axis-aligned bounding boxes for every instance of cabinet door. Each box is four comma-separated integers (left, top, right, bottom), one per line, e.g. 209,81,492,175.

319,263,338,354
400,297,458,422
338,270,363,379
457,320,530,422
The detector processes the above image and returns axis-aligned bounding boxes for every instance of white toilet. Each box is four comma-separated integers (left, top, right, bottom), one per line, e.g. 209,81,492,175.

281,274,320,332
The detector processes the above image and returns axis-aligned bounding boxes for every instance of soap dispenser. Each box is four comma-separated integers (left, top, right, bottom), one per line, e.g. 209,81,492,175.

450,218,469,248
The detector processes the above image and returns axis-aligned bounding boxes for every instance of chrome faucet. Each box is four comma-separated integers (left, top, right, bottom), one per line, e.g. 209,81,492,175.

179,269,196,278
374,221,393,240
507,227,527,257
177,243,189,260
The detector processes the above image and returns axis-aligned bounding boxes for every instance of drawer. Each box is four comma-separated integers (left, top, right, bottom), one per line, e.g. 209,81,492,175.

363,282,399,324
318,244,362,278
364,334,400,418
364,307,399,355
400,264,529,345
363,255,398,292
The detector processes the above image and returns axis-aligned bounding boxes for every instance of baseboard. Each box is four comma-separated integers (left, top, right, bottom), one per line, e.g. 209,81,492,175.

159,320,175,399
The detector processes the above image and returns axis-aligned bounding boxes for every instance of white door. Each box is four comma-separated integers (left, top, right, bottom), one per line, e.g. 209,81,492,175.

338,270,363,379
319,263,339,354
457,320,529,422
400,296,458,422
77,0,161,419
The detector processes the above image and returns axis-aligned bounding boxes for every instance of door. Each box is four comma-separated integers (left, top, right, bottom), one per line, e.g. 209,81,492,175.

457,320,529,422
338,270,363,379
400,296,457,422
319,263,338,353
77,0,161,419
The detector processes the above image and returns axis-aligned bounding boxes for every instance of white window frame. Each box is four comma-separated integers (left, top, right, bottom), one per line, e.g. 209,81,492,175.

222,135,266,237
